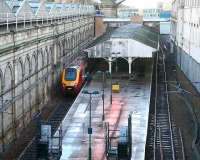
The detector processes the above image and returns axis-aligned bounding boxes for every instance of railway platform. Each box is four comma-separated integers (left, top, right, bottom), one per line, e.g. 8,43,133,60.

54,68,152,160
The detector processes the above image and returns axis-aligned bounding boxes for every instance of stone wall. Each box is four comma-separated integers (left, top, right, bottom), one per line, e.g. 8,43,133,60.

0,15,94,152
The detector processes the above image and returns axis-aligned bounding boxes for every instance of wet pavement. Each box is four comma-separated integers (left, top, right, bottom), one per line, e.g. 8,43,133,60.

55,72,152,160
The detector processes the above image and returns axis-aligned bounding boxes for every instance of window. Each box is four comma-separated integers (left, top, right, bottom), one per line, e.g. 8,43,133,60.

65,68,77,81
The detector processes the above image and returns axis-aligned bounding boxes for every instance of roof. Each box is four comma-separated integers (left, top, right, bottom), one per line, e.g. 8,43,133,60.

86,24,158,59
90,24,158,49
101,0,125,5
101,0,114,5
110,24,158,49
143,18,170,22
0,0,15,20
103,18,131,22
34,2,48,17
2,1,95,20
15,0,34,17
6,0,22,13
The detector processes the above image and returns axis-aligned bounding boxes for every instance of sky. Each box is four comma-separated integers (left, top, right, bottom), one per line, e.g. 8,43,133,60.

122,0,172,9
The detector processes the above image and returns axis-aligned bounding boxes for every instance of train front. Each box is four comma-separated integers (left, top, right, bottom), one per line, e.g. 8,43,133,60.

61,67,80,94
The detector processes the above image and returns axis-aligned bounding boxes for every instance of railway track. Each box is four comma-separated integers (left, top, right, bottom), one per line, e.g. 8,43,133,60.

18,97,74,160
16,58,104,160
146,37,185,160
153,41,185,160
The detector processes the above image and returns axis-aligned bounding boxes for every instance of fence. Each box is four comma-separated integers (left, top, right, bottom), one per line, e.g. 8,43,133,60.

0,9,95,32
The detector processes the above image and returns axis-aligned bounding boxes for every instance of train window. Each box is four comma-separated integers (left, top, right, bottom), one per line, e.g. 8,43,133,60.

65,68,77,81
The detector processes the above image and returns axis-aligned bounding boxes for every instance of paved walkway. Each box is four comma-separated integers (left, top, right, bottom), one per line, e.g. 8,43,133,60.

55,73,152,160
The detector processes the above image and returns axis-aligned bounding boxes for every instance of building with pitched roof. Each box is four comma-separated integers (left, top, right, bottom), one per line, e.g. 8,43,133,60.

100,0,125,17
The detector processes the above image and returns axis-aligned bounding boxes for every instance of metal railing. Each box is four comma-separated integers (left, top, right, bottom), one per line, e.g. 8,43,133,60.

0,10,95,32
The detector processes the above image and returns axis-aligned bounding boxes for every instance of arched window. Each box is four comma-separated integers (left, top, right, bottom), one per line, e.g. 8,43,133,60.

38,49,44,103
44,47,48,67
0,69,2,109
24,56,30,79
38,49,44,71
49,46,53,64
24,56,31,115
57,42,61,60
3,64,13,137
3,64,13,99
62,40,65,56
15,59,23,85
30,54,37,109
0,69,3,150
15,59,23,119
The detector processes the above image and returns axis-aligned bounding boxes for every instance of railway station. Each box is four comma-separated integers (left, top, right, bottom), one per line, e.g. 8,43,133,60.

0,0,200,160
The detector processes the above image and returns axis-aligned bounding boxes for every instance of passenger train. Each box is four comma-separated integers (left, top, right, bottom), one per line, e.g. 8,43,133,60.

61,59,87,94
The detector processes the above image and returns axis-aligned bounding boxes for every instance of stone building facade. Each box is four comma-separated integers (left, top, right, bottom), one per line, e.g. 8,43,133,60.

0,1,95,153
171,0,200,92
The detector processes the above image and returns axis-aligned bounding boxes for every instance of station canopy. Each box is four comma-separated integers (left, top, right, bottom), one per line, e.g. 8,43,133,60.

86,24,159,59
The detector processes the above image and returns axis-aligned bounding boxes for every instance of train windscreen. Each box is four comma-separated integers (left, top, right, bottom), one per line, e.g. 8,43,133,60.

65,68,77,81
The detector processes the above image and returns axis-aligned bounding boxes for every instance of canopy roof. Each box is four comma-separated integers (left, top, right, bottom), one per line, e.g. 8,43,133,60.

111,24,158,48
1,0,95,20
101,0,125,6
86,24,158,59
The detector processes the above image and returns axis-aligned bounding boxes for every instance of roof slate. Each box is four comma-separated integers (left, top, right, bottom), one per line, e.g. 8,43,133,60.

90,24,158,49
0,0,15,19
111,24,159,48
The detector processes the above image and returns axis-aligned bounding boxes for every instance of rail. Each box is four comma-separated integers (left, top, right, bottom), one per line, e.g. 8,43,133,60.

179,128,186,160
153,38,185,160
153,48,158,160
162,45,176,160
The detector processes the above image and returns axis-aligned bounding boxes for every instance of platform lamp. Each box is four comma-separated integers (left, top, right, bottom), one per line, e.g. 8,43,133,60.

82,90,99,160
112,52,120,73
108,52,120,105
107,59,113,105
97,70,110,121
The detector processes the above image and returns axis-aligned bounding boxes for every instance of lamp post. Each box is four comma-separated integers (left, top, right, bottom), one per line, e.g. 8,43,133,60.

112,52,120,73
97,71,109,121
102,72,105,121
108,52,120,105
82,90,99,160
107,59,113,105
110,69,112,105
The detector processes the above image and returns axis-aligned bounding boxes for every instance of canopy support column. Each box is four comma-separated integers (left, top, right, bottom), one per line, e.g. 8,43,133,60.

109,57,112,74
128,57,132,75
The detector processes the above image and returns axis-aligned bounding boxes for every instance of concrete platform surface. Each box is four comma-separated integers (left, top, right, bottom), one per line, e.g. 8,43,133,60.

55,73,152,160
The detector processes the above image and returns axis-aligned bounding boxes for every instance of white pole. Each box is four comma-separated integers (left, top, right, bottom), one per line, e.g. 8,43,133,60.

109,57,112,74
128,57,132,75
42,15,43,25
6,13,9,31
15,16,17,31
36,16,38,26
30,16,32,28
24,13,25,29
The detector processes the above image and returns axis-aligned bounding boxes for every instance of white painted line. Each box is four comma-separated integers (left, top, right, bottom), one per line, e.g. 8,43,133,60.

73,103,88,118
